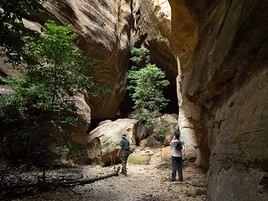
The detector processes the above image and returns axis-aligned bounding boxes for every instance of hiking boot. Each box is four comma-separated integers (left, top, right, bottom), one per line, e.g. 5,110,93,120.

120,172,127,176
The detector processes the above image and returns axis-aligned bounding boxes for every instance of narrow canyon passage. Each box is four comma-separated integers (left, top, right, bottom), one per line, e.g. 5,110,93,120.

12,148,207,201
0,0,267,200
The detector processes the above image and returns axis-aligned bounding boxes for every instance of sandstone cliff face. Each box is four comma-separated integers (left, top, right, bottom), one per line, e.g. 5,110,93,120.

1,0,267,199
33,0,132,120
168,0,268,200
29,1,268,199
131,0,178,112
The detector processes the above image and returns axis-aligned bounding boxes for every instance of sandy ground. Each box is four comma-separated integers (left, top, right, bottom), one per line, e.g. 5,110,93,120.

11,148,207,201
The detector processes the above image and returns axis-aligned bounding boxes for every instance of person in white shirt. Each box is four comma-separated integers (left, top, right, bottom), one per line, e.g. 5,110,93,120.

170,131,183,181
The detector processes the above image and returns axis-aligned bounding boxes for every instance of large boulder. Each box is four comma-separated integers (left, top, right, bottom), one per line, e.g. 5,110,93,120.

87,118,143,165
71,92,91,144
133,121,148,145
140,135,158,148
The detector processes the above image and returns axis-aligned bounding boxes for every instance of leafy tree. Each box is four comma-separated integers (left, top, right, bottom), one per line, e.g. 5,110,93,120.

128,64,169,111
27,20,98,110
128,48,169,126
0,0,43,60
0,21,105,165
130,47,150,69
0,21,99,121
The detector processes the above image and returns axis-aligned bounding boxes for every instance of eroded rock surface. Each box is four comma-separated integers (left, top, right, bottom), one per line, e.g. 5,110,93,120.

32,0,133,120
1,0,267,200
132,0,178,112
168,0,268,200
87,118,143,165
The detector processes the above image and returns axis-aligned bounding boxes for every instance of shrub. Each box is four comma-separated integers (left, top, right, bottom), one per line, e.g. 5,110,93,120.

154,125,170,142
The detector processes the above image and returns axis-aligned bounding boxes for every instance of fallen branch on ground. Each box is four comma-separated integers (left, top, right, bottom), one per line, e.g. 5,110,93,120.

0,166,120,192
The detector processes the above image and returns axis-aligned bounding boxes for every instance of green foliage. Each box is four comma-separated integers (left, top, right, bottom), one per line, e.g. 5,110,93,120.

154,124,169,142
0,0,44,61
54,143,88,161
128,47,169,125
130,109,158,126
67,143,88,158
0,4,106,166
0,22,100,164
128,64,169,112
0,87,22,123
54,146,69,159
0,21,99,123
0,78,55,121
130,47,150,69
26,21,97,111
0,126,57,166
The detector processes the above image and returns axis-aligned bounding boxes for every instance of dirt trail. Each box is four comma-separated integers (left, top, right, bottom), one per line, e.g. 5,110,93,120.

14,148,207,201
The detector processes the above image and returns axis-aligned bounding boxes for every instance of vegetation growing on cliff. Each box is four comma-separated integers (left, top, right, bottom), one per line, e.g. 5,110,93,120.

128,47,169,126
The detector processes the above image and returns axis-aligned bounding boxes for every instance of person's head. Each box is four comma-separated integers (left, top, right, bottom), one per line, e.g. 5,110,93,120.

175,130,181,140
122,134,127,138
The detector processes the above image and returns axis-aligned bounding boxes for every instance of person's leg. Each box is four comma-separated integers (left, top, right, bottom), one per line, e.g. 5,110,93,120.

121,151,128,176
124,152,129,175
178,157,183,181
171,156,177,181
120,152,126,174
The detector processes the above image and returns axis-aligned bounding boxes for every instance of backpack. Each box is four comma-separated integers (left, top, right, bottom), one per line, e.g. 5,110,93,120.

176,141,183,150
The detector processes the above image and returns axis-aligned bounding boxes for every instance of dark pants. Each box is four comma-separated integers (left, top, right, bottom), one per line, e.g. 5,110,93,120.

121,150,129,175
171,156,183,181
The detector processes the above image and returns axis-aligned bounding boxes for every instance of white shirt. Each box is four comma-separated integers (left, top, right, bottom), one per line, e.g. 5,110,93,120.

170,138,183,157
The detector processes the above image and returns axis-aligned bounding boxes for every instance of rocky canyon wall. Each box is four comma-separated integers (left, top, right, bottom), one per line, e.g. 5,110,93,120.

29,0,132,120
25,1,268,200
131,0,179,113
168,0,268,200
1,0,267,199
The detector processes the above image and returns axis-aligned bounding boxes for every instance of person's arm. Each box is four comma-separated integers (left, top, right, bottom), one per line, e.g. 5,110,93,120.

170,136,177,145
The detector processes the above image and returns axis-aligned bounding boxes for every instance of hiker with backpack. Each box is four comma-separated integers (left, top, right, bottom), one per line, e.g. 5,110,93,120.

170,130,184,181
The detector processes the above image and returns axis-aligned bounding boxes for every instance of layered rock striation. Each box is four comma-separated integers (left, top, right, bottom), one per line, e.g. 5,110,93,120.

131,0,179,112
168,0,268,200
29,1,268,199
1,0,267,199
31,0,133,120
